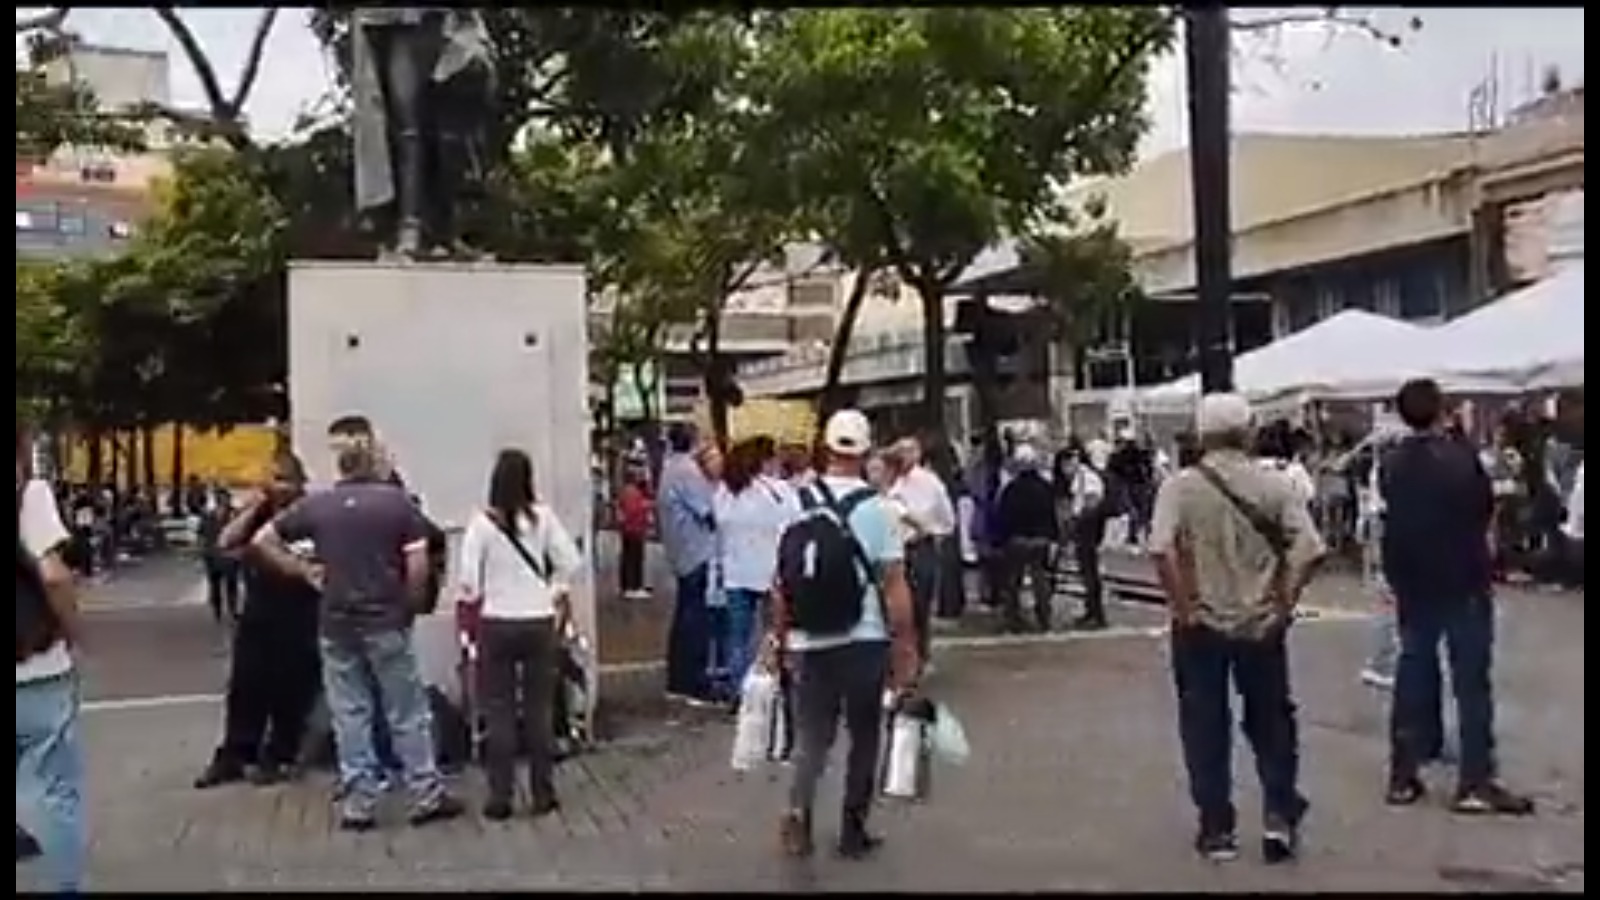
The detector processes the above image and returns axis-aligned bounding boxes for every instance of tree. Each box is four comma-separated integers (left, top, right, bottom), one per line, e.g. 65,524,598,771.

749,9,1176,435
15,10,145,161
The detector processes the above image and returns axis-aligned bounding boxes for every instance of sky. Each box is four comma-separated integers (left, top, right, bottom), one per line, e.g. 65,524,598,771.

16,6,1588,159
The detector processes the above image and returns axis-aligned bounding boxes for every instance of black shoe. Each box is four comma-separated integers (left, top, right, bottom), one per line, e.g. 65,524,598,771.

530,796,560,818
250,762,289,786
193,756,247,790
1452,782,1536,816
1194,830,1240,862
1385,773,1427,806
409,794,466,827
1072,614,1108,631
1261,821,1299,864
836,826,883,860
779,810,814,859
338,813,377,833
482,799,513,822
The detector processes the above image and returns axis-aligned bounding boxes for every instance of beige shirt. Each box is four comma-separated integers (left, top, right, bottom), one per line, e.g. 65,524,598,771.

1149,450,1326,638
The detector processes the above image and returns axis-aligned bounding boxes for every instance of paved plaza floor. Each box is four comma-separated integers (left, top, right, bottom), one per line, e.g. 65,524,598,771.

20,566,1583,892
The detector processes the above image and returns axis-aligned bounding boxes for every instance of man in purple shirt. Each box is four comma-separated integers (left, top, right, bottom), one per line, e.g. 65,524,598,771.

253,443,463,831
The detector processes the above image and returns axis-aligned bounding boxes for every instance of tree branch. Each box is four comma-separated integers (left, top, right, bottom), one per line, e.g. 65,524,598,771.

154,8,231,117
15,6,71,34
228,8,280,113
1228,8,1414,47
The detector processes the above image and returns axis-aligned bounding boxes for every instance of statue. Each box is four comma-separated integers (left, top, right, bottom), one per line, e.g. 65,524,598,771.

350,8,496,260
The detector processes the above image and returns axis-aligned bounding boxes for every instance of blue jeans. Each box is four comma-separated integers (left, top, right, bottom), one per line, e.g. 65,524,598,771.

16,672,86,893
1365,607,1399,678
720,588,765,691
1171,625,1307,835
1391,594,1497,786
666,564,712,699
319,629,445,819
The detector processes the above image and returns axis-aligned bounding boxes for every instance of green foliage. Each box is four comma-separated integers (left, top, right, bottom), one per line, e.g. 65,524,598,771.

1020,210,1145,348
748,8,1174,429
14,27,147,161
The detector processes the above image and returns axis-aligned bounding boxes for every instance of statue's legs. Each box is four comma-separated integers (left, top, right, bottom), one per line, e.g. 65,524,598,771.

372,25,442,257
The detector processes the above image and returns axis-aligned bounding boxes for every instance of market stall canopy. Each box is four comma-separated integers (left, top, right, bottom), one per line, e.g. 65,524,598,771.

1412,260,1584,391
1139,309,1440,410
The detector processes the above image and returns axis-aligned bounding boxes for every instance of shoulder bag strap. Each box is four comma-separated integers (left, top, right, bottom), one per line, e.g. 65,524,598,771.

488,510,551,583
1194,463,1291,557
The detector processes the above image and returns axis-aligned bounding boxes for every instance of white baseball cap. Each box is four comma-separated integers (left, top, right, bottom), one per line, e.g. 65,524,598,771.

1012,443,1041,468
823,409,873,457
1196,392,1254,436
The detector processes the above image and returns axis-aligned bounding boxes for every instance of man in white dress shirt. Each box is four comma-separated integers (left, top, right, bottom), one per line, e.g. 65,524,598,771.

887,438,956,665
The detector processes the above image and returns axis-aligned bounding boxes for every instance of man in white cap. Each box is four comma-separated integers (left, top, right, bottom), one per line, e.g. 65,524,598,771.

1148,392,1325,864
772,409,918,861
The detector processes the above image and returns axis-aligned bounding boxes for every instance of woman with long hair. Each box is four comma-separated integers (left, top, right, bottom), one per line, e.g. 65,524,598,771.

710,437,798,699
194,453,323,788
457,448,583,820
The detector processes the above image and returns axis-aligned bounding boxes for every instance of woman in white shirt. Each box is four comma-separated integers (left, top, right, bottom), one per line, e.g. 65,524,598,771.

711,439,800,697
457,448,583,821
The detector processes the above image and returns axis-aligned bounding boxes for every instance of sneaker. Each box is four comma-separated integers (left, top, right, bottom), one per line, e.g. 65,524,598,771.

409,794,466,827
530,796,560,818
193,756,247,790
1385,773,1427,807
1261,819,1299,864
337,812,377,833
836,822,884,860
250,762,290,787
1072,614,1109,632
482,799,513,822
1194,830,1240,862
778,810,814,859
1359,668,1396,690
1451,783,1535,817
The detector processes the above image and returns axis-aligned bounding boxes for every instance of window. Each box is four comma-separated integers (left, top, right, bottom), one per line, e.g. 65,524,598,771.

57,214,86,236
79,164,117,184
1397,267,1445,323
108,220,134,239
16,209,34,231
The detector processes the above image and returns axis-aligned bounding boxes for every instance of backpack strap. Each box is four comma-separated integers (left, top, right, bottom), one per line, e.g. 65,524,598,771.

812,481,889,620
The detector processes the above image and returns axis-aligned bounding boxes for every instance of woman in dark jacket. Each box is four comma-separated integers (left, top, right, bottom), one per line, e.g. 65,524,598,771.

193,454,323,788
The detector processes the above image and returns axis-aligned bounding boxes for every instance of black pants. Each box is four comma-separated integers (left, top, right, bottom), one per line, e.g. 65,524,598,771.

935,536,967,620
1391,595,1497,786
1072,516,1107,622
218,612,322,767
788,641,890,824
1171,624,1306,835
666,564,712,699
1000,538,1055,630
619,534,646,594
905,539,942,660
478,618,559,805
205,561,242,622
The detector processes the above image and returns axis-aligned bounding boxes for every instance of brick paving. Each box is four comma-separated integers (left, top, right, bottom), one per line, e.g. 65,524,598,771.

23,580,1583,892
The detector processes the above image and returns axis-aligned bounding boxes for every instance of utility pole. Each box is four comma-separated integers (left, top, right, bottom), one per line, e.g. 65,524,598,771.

1184,6,1235,394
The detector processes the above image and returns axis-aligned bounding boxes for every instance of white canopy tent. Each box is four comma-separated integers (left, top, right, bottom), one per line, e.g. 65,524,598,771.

1138,309,1460,411
1414,260,1583,390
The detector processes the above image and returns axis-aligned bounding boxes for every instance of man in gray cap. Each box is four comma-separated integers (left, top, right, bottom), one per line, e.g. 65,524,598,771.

1148,393,1325,864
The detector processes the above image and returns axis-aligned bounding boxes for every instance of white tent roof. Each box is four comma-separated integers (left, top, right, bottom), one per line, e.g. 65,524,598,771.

1423,261,1584,389
1140,309,1433,409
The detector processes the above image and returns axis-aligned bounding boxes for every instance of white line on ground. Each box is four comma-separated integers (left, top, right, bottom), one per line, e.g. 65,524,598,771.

81,606,1369,715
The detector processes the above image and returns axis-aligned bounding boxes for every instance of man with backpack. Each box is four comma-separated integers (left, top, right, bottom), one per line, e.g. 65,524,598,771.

773,409,919,861
16,426,87,892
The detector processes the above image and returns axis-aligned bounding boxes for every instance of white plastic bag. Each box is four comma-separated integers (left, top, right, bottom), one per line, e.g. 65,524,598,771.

730,669,781,771
930,702,970,766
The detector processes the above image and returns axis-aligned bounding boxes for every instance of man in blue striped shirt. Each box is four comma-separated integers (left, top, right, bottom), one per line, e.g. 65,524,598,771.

656,424,718,705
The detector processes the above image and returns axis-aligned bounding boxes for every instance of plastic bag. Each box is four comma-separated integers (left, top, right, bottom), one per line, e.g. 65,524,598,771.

731,669,781,771
930,702,970,766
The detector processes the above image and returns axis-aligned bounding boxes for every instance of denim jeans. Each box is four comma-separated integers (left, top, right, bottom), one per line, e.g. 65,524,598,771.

720,588,765,691
1170,625,1307,835
16,671,86,893
1365,607,1399,678
1391,594,1498,786
666,564,712,699
319,629,446,819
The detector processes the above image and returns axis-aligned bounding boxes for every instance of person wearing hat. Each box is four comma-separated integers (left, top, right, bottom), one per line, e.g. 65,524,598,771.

772,410,918,861
1148,393,1325,864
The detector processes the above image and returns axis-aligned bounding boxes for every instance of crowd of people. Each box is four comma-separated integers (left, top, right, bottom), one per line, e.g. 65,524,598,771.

16,379,1580,888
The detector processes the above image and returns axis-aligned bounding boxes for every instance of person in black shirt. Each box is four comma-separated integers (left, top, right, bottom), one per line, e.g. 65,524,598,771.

995,445,1061,633
193,455,324,789
1379,379,1534,816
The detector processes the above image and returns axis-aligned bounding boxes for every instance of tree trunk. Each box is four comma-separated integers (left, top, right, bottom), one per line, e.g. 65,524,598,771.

703,299,729,449
817,265,874,436
919,284,948,434
87,428,105,485
106,432,120,491
140,424,158,492
169,423,186,514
